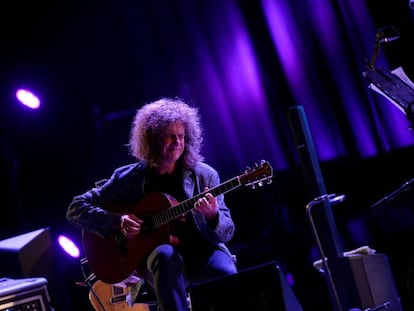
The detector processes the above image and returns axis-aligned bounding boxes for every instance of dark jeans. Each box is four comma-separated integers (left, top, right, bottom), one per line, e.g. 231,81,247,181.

143,244,237,311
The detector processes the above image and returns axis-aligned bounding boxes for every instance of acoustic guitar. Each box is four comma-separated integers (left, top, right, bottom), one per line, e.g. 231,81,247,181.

89,280,149,311
83,160,273,284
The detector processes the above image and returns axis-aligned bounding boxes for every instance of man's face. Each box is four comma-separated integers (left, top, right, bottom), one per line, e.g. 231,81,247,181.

159,122,186,165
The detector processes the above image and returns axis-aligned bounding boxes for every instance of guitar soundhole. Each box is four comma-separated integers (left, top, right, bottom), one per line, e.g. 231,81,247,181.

114,233,128,255
141,216,154,234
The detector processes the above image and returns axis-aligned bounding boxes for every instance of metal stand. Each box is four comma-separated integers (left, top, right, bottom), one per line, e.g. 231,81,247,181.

306,194,346,311
289,106,348,310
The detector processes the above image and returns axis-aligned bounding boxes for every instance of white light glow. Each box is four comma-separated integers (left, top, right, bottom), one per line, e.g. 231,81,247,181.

16,89,40,109
58,235,80,258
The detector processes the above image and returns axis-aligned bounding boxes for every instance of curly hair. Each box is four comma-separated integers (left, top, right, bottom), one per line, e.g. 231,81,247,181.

128,97,204,169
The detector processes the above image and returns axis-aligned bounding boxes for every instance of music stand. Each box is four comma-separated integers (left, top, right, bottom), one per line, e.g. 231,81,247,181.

363,66,414,129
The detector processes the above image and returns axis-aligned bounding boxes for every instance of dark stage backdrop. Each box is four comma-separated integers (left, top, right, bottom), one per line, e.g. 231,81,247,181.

2,1,414,310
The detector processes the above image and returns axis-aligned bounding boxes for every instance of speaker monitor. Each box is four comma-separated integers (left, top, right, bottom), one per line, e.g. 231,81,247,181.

0,228,53,278
189,261,303,311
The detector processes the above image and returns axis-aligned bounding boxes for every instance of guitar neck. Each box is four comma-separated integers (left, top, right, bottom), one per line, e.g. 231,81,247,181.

152,176,241,228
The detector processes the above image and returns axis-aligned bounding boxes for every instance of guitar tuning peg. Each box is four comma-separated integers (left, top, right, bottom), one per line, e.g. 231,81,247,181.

258,181,263,187
267,179,272,185
251,183,256,190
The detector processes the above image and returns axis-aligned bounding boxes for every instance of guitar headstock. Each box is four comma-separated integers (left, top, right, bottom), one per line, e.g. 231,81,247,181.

240,160,273,189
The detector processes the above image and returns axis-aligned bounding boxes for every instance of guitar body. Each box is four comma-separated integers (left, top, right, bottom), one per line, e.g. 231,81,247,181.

83,192,177,284
89,280,150,311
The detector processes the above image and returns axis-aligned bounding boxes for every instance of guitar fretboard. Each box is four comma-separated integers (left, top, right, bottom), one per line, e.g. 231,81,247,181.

152,176,241,228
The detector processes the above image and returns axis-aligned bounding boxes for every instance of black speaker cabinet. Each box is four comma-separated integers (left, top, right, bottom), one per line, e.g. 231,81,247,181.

328,253,403,311
0,277,51,311
189,261,303,311
0,228,53,278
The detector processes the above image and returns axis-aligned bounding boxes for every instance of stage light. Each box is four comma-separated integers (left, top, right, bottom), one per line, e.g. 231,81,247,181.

15,88,40,109
58,235,80,258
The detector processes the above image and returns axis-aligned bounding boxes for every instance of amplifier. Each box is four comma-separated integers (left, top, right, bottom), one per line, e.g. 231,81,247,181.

0,277,52,311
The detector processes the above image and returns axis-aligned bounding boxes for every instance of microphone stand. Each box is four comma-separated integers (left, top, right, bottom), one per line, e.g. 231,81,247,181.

306,194,346,311
371,177,414,209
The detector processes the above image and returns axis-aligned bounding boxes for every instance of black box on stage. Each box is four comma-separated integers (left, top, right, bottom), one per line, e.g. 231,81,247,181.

0,228,53,278
336,253,403,311
0,277,52,311
189,261,303,311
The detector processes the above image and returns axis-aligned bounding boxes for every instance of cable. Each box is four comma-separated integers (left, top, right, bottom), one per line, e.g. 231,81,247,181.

80,257,106,311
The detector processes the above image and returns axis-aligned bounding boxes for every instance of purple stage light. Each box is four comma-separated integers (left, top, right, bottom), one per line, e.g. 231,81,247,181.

16,89,40,109
58,235,80,258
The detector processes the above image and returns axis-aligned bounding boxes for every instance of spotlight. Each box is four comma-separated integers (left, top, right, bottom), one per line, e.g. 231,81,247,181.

57,235,80,258
15,88,40,109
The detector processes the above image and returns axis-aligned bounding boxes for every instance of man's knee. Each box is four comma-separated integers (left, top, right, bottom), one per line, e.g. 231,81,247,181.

148,244,182,272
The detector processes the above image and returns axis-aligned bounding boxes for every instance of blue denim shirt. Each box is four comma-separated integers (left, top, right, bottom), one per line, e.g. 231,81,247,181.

66,161,235,254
